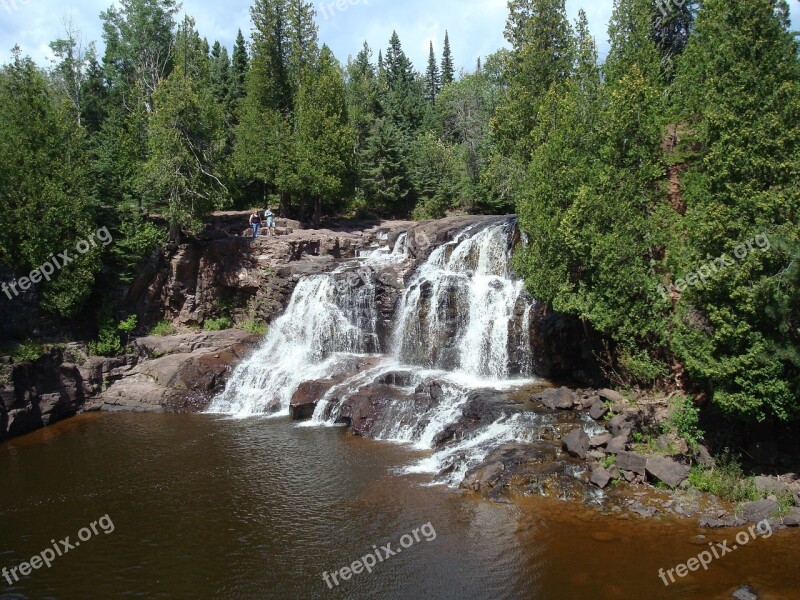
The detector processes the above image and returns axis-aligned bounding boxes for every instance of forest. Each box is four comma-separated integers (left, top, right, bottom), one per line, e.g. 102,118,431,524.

0,0,798,425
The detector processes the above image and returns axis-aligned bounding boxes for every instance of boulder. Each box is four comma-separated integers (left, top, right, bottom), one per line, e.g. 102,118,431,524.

606,414,634,437
290,380,334,420
741,499,780,523
646,456,690,488
562,428,591,460
694,444,716,468
590,467,613,489
782,507,800,527
598,388,624,403
616,451,647,475
581,394,601,409
589,432,613,448
589,399,609,421
534,387,576,410
605,435,629,454
753,476,790,496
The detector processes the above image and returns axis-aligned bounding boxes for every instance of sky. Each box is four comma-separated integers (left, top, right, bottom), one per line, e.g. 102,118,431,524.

0,0,798,73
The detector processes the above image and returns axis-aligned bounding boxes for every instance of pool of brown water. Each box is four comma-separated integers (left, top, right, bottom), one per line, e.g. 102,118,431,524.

1,412,798,599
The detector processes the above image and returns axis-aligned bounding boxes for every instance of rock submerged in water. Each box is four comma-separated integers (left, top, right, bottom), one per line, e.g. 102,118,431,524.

732,585,760,600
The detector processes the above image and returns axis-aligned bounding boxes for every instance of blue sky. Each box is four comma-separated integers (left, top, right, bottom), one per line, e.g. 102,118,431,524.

0,0,798,72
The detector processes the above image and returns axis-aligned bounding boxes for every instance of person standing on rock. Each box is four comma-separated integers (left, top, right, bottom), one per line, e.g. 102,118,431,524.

249,210,262,239
264,206,276,237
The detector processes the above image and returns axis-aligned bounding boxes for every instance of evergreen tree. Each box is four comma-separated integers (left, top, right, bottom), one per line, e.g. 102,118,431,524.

492,0,573,161
229,29,249,113
294,46,355,226
668,0,800,420
360,118,414,215
441,30,455,85
424,41,441,104
0,51,99,316
143,30,228,241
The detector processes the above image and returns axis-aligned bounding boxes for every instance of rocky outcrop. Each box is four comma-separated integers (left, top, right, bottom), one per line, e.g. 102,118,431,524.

0,330,258,441
95,330,259,413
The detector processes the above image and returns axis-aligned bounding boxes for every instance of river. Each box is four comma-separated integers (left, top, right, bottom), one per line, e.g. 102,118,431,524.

2,412,798,600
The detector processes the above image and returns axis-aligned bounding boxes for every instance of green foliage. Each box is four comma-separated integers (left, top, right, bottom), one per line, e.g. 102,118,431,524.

14,339,45,362
0,51,100,317
237,320,268,335
87,302,124,357
600,454,617,469
204,316,234,331
150,320,176,337
661,397,704,449
110,209,167,282
687,455,761,503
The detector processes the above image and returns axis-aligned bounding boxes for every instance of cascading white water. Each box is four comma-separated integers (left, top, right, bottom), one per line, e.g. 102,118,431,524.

206,273,380,417
209,220,551,487
392,222,535,380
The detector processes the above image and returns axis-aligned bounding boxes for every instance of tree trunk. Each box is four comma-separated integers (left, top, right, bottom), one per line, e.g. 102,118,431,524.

280,191,290,218
313,196,322,229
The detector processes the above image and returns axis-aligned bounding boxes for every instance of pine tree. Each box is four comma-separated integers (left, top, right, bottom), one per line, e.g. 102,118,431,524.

441,31,455,85
668,0,800,420
492,0,573,161
294,45,355,226
210,41,231,108
229,29,249,113
424,42,441,104
144,39,228,241
360,118,414,215
0,51,99,316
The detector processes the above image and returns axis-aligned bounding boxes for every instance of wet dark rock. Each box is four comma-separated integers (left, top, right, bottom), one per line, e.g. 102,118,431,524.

741,499,780,523
290,380,335,420
562,428,591,459
645,456,690,488
616,451,647,475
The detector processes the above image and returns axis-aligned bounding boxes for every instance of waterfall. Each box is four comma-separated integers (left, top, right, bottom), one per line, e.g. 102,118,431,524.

392,221,534,380
206,273,380,417
208,219,548,487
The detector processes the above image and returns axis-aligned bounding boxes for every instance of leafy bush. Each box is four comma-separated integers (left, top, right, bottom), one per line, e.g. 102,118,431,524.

237,320,268,335
204,317,233,331
110,210,167,283
150,320,176,337
687,455,760,503
14,339,45,362
662,397,704,449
